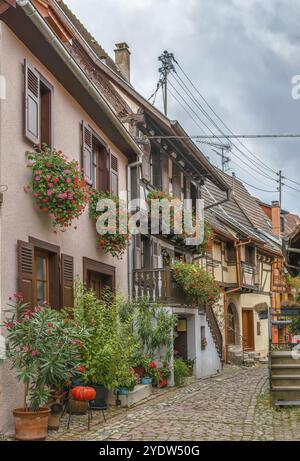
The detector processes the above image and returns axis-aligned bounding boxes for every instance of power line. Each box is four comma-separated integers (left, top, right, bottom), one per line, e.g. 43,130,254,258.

233,176,278,193
174,58,279,175
169,72,279,182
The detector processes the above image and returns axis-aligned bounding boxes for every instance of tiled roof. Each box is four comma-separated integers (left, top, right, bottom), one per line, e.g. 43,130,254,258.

203,171,281,255
56,0,123,76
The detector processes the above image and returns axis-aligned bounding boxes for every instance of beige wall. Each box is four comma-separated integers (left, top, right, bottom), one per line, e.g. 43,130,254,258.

0,23,129,433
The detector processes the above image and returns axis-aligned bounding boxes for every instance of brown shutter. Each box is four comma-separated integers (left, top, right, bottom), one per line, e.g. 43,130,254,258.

161,154,169,193
140,141,151,183
173,163,182,198
61,254,74,308
82,122,93,185
24,60,40,145
110,152,119,196
17,240,34,308
135,234,142,270
152,241,159,269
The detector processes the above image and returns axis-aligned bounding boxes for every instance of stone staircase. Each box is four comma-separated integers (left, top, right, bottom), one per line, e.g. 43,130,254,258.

270,351,300,401
228,347,268,367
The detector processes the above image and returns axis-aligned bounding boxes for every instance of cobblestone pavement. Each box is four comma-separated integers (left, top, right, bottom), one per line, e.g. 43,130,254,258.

49,366,300,441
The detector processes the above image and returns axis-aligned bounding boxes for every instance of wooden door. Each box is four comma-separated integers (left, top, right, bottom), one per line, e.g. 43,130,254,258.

242,309,254,350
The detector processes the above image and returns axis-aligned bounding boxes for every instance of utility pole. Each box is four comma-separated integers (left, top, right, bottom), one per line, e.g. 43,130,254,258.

278,170,282,208
158,51,176,116
211,144,231,172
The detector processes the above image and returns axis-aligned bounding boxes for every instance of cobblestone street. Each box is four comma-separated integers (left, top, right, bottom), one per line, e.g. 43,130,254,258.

49,366,300,441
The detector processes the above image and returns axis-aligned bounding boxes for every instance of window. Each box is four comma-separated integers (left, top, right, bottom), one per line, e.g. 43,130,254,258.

34,249,49,305
226,242,236,263
245,246,256,265
190,182,198,211
280,216,285,233
82,123,116,193
83,258,115,298
17,239,73,309
24,60,53,147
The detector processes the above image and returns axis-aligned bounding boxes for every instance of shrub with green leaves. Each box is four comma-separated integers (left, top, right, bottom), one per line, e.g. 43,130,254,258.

3,294,87,411
173,358,189,386
72,282,137,390
171,260,220,306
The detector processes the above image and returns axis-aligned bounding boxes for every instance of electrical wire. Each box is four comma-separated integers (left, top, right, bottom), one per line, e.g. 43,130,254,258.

169,72,278,183
174,58,279,175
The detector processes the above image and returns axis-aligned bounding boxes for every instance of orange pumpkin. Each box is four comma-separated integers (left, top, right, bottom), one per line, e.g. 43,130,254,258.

71,386,96,401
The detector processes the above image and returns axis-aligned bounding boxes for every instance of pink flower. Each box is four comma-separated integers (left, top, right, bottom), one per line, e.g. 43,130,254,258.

22,345,30,353
49,213,55,219
33,192,39,198
31,349,40,357
66,178,72,184
23,186,29,193
47,190,53,196
35,176,40,181
64,169,71,175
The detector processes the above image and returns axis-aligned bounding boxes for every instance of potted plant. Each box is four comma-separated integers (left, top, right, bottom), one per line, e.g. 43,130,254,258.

171,260,220,306
201,337,208,350
115,368,138,395
3,294,86,440
72,283,137,408
89,188,128,259
26,145,90,230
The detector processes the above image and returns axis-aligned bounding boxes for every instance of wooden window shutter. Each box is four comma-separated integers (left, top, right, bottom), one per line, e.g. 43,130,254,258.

82,122,93,185
24,60,40,145
152,241,159,269
161,154,169,193
141,142,151,183
135,234,142,270
110,152,119,196
17,240,34,308
61,254,74,308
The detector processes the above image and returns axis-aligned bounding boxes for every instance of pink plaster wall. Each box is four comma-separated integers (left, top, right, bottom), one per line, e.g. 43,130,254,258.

0,22,129,434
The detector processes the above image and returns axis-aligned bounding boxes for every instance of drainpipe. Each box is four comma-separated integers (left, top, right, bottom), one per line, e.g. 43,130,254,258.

127,156,143,299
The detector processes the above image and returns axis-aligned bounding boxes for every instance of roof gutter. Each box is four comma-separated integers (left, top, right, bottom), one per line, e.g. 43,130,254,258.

16,0,143,160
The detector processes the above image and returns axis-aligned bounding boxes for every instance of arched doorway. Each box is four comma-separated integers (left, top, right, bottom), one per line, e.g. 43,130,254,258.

227,303,238,345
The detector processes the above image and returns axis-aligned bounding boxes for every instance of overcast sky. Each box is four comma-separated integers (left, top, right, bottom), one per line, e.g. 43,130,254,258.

65,0,300,215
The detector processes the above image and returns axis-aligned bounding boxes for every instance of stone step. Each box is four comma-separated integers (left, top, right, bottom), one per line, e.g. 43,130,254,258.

271,352,300,365
271,376,300,387
271,364,300,376
259,357,268,364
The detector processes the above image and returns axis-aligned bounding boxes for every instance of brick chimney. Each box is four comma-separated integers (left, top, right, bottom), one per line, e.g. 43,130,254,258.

271,200,281,237
114,42,131,82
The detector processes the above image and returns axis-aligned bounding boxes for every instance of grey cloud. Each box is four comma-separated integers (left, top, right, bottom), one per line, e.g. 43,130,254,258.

65,0,300,214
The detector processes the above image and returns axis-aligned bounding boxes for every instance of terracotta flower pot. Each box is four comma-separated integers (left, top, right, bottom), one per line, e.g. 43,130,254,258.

13,407,50,441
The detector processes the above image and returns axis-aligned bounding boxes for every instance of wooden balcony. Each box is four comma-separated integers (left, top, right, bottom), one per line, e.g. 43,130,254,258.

132,267,191,306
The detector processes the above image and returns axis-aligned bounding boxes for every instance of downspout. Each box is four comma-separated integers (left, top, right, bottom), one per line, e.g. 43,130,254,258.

127,156,143,299
16,0,143,159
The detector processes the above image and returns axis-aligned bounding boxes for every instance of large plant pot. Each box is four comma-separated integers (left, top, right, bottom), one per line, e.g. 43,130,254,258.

13,407,50,441
68,398,88,414
91,384,108,409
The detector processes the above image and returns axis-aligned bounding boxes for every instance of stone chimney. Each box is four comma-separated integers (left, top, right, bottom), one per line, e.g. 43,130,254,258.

271,200,281,237
114,42,131,82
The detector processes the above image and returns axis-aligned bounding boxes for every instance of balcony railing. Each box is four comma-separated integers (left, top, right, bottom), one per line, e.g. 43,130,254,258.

132,267,189,305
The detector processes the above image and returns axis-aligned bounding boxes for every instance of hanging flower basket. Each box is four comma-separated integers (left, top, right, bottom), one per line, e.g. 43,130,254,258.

89,188,128,259
26,145,90,229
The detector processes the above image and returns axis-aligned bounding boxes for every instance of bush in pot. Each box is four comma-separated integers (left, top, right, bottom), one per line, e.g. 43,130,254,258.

72,283,137,408
3,294,87,440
